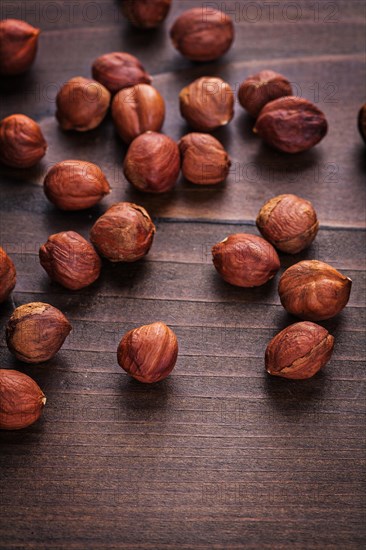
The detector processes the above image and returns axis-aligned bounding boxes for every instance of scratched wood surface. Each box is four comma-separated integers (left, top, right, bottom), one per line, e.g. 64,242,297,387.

0,1,365,548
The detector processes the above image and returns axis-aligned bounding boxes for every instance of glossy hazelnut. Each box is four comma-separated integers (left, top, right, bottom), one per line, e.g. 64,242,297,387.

6,302,72,364
256,194,319,254
279,260,352,321
124,131,180,193
90,202,155,262
121,0,172,28
358,103,366,143
212,234,280,287
117,322,178,383
0,114,47,168
0,247,16,303
112,84,165,144
0,19,40,76
170,8,234,62
56,77,111,131
92,52,151,94
179,133,231,185
179,77,234,132
238,70,292,118
44,160,110,210
265,322,334,379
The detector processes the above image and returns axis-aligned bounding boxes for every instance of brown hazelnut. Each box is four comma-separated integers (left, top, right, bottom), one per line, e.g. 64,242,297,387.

124,131,180,193
117,322,178,383
0,369,46,430
254,96,328,153
121,0,172,28
92,52,151,95
358,103,366,143
0,19,40,76
179,133,231,185
0,114,47,168
265,322,334,380
179,77,234,132
279,260,352,321
56,77,111,131
90,202,155,262
6,302,72,364
256,194,319,254
0,247,16,303
43,160,110,210
212,234,280,288
170,8,234,62
112,84,165,144
238,70,293,118
39,231,101,290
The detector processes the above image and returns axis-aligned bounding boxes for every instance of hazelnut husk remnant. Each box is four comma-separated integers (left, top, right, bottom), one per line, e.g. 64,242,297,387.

0,19,40,76
212,234,280,287
358,103,366,143
0,369,46,430
256,194,319,254
124,131,180,193
121,0,172,28
265,322,334,380
90,202,155,262
92,52,151,94
0,247,16,303
254,96,328,153
170,8,234,62
179,77,234,132
112,84,165,144
279,260,352,321
56,77,111,131
39,232,101,290
44,160,110,210
179,133,231,185
6,302,72,364
238,70,293,118
0,114,47,168
117,322,178,383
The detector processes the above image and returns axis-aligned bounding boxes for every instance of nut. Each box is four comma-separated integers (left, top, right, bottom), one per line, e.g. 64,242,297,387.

0,19,40,76
56,77,111,131
6,302,72,364
112,84,165,144
39,231,101,290
117,322,178,383
0,247,16,303
121,0,172,28
254,96,328,153
212,234,280,287
44,160,110,210
256,194,319,254
0,369,46,430
179,77,234,132
279,260,352,321
179,133,231,185
124,131,180,193
358,103,366,143
170,8,234,62
90,202,155,262
265,322,334,379
238,70,292,118
0,114,47,168
92,52,151,94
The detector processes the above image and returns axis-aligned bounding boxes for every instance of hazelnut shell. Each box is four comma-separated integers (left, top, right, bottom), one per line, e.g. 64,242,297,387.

0,19,40,76
0,247,16,303
0,114,47,168
121,0,172,28
92,52,151,94
238,70,292,118
179,133,231,185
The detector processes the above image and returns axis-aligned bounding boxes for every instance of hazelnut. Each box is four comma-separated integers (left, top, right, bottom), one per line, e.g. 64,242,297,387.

179,133,231,185
279,260,352,321
358,103,366,143
0,369,46,430
43,160,110,210
254,96,328,153
39,231,101,290
92,52,151,95
179,77,234,132
256,194,319,254
117,322,178,383
0,19,40,76
124,131,180,193
212,234,280,287
112,84,165,144
265,322,334,380
121,0,172,28
0,114,47,168
238,70,293,118
170,8,234,62
56,77,111,131
0,247,16,303
6,302,72,364
90,202,155,262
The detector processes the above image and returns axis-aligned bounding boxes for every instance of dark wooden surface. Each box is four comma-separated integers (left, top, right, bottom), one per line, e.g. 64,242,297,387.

0,1,365,548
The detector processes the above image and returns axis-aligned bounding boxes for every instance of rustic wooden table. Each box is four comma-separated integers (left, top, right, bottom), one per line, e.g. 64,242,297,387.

0,1,365,548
